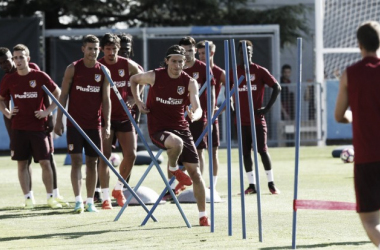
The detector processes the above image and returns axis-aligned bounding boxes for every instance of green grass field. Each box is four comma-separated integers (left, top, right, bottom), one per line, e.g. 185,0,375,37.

0,146,373,249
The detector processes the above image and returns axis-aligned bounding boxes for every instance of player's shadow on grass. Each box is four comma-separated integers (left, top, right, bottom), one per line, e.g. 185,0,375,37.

259,241,369,249
0,206,74,219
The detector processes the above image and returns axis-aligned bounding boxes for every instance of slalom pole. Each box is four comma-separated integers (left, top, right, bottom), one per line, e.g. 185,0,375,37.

292,37,303,249
100,66,190,227
242,41,263,242
205,41,215,232
224,40,233,236
42,86,157,222
230,39,247,239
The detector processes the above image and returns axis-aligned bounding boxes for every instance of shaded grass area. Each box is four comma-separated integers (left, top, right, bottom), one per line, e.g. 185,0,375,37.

0,146,373,249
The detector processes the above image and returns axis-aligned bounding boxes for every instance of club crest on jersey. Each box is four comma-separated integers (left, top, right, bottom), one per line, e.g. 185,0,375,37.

177,86,185,95
193,72,199,80
68,144,74,151
94,74,101,82
160,134,165,141
252,84,257,90
118,69,125,77
250,74,255,81
29,80,36,88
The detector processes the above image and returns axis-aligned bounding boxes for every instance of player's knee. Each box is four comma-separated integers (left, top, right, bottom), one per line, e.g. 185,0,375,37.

171,137,183,151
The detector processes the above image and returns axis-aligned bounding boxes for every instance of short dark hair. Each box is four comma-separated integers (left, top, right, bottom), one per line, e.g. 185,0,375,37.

0,47,10,57
100,33,120,48
117,33,134,57
238,40,253,51
179,36,196,46
82,34,99,46
13,44,30,56
357,21,380,52
282,64,291,72
196,40,215,52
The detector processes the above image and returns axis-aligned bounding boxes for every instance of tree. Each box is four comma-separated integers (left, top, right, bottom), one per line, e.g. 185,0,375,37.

0,0,310,47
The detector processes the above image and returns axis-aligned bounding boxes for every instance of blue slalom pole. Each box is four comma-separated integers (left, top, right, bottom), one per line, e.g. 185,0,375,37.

116,82,209,222
242,41,263,242
224,40,233,236
100,66,190,228
205,41,215,232
142,75,245,226
230,39,247,239
42,86,157,222
292,38,303,249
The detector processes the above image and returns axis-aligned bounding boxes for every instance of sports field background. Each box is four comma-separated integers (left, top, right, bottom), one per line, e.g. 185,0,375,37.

0,146,372,249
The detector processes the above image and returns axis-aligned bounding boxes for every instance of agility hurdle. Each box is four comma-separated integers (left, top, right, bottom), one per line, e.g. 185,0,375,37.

241,41,263,242
42,86,157,222
100,66,191,228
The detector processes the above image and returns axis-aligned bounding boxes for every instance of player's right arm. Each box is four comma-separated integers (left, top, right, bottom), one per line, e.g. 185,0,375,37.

129,70,155,114
54,63,74,136
334,69,352,123
187,78,202,122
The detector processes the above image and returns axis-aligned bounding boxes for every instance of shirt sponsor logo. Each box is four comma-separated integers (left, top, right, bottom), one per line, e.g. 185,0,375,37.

95,74,102,82
238,84,257,92
177,86,185,95
156,97,183,105
118,69,125,77
114,81,126,88
128,81,131,87
193,72,199,80
14,92,38,99
29,80,36,88
76,85,101,93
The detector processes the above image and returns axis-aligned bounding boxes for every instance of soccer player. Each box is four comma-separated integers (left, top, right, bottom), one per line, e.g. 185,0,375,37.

98,33,142,209
130,45,210,226
161,36,215,200
54,35,111,213
0,44,62,209
230,40,281,195
335,21,380,248
0,47,68,208
196,40,226,191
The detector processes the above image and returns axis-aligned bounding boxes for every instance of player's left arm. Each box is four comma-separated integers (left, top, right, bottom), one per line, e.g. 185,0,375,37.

334,69,351,123
187,78,202,122
256,81,281,115
102,68,112,139
127,61,144,108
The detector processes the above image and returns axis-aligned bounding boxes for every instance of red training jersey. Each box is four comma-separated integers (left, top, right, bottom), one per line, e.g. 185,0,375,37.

0,69,58,131
68,59,105,129
347,56,380,164
183,59,215,121
98,56,131,121
146,68,191,136
230,63,277,126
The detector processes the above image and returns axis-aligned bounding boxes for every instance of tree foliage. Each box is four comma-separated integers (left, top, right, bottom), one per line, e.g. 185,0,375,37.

0,0,310,47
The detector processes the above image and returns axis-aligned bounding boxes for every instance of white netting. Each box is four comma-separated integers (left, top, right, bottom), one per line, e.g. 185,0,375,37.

323,0,380,78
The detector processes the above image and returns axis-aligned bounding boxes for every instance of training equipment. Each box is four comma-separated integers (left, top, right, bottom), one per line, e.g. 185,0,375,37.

199,216,211,227
177,189,223,203
47,197,62,209
135,151,164,165
331,145,353,158
110,153,121,168
85,203,98,212
340,148,354,163
169,169,193,186
112,189,126,207
74,201,84,213
123,186,166,205
102,200,112,210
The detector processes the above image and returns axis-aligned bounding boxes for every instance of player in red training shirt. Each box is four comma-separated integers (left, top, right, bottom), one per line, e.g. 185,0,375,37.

0,44,62,209
130,45,210,226
335,21,380,248
230,40,281,195
0,47,68,208
54,35,111,213
196,40,226,192
97,33,143,209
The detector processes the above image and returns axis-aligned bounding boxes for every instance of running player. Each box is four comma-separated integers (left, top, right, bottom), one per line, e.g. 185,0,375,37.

130,45,210,226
